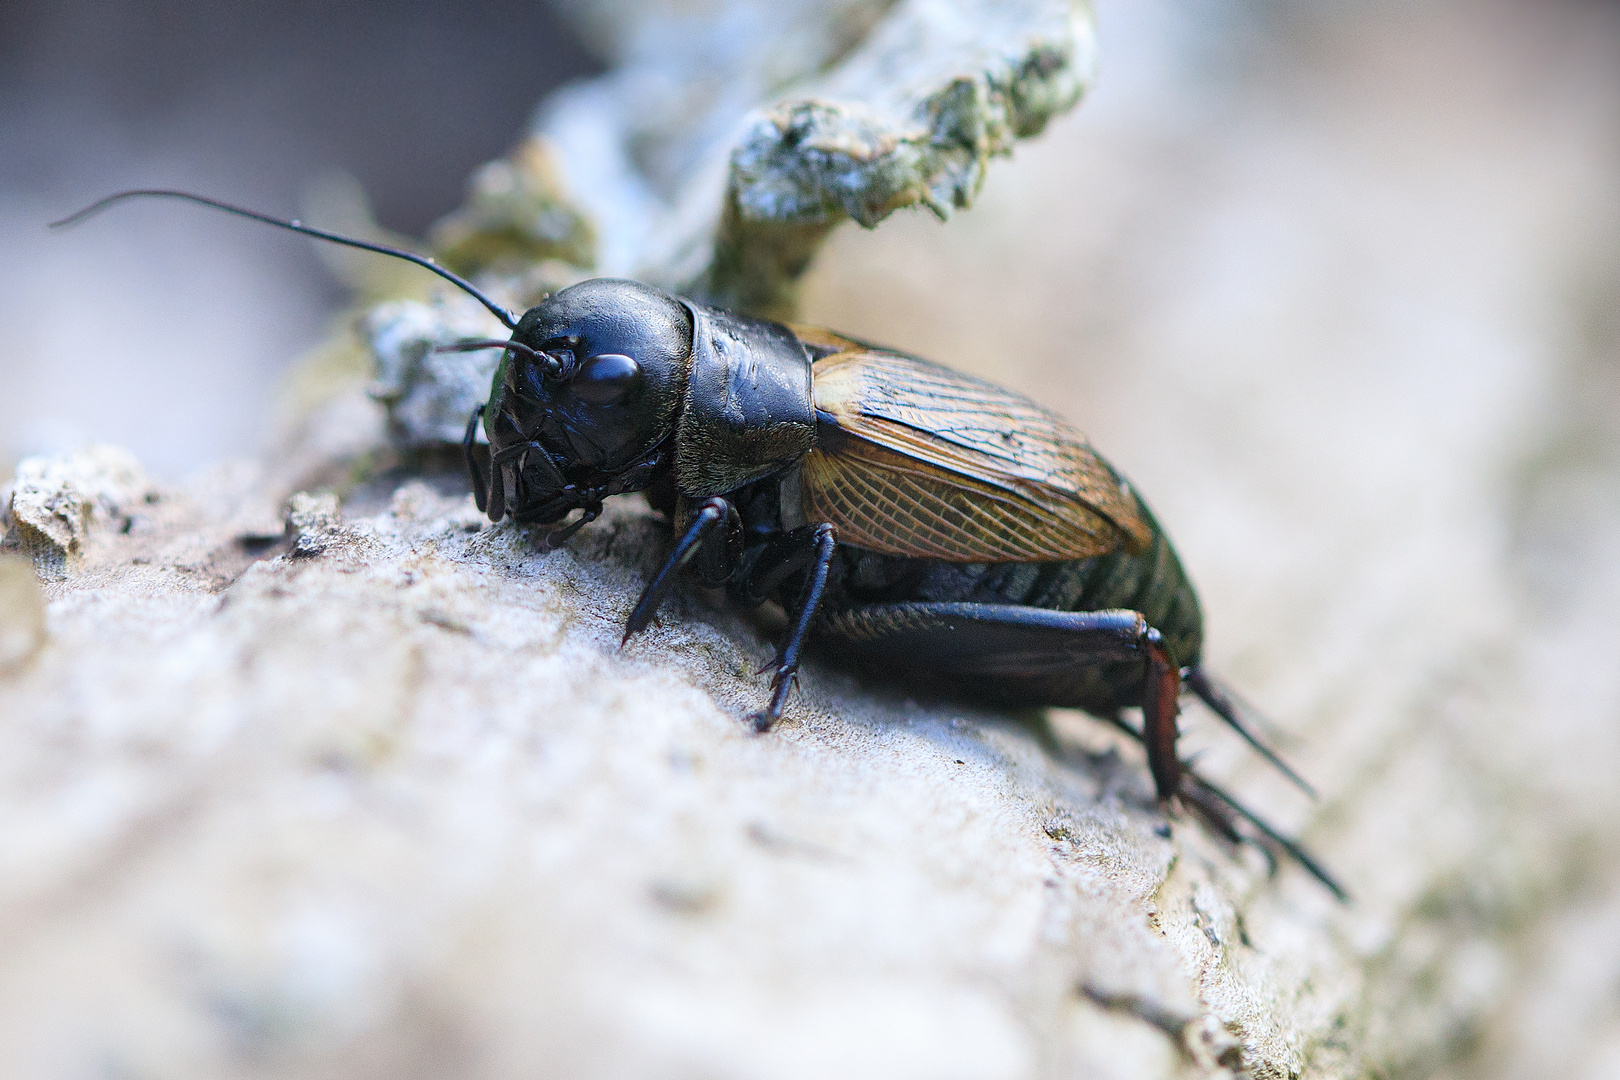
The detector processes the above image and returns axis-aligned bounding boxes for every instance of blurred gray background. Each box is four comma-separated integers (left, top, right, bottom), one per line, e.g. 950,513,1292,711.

0,0,595,477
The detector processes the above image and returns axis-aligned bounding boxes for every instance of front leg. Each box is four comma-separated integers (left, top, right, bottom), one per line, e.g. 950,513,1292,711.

463,406,490,514
742,523,837,732
535,502,603,552
620,497,739,643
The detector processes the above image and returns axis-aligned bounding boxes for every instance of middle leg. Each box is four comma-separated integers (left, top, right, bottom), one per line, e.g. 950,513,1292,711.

739,523,838,732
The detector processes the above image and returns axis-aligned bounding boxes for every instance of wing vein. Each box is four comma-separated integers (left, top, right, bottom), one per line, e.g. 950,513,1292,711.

799,344,1153,561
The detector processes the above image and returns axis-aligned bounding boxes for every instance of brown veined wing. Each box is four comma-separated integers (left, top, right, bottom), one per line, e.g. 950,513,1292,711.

792,329,1152,563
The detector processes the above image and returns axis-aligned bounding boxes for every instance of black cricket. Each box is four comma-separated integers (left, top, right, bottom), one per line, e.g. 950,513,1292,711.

52,191,1344,898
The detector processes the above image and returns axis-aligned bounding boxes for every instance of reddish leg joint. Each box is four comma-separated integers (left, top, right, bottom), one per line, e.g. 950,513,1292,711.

1140,629,1183,802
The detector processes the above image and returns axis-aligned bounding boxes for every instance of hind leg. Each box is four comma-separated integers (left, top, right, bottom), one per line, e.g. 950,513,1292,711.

816,602,1184,800
819,601,1345,898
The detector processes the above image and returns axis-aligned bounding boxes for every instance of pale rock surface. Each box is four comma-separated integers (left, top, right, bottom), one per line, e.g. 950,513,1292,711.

0,556,45,672
1,444,1353,1079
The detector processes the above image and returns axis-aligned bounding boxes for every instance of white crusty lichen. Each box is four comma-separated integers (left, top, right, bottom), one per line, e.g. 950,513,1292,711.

363,294,510,449
545,0,1096,315
3,445,158,578
708,0,1095,314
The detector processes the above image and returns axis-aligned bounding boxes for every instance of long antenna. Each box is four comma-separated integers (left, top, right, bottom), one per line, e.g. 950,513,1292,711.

434,338,564,378
50,189,520,331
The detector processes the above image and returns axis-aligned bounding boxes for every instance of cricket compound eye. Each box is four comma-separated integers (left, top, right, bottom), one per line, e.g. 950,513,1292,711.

570,353,643,405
